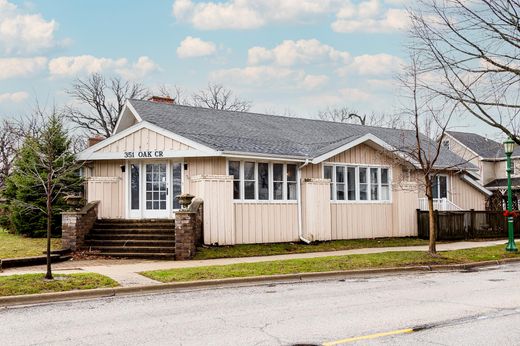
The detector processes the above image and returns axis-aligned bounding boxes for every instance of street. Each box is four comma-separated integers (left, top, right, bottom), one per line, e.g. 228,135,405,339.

2,263,520,345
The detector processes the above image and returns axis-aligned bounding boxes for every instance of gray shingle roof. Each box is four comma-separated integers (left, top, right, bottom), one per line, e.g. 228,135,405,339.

485,178,520,188
447,131,513,159
129,99,476,170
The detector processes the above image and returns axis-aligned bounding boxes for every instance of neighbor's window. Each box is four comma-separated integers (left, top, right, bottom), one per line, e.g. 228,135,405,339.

325,165,391,202
229,161,298,201
432,175,448,199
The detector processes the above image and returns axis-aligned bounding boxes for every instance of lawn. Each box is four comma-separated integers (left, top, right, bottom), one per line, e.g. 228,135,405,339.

0,229,61,259
142,243,520,283
0,273,118,297
194,237,430,260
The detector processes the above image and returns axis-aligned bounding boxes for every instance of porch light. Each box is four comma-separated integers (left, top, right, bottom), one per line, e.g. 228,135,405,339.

504,137,515,155
504,136,518,252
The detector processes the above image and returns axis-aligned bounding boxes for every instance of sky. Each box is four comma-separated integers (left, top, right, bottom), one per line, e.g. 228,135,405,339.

0,0,500,137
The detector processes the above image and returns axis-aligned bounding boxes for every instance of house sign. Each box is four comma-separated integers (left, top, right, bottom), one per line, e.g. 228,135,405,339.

124,151,164,158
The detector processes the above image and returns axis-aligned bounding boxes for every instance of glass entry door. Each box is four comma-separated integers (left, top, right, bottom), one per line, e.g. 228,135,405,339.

143,163,169,218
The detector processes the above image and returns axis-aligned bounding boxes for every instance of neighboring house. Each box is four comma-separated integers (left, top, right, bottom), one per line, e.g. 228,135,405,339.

77,97,489,245
444,131,517,209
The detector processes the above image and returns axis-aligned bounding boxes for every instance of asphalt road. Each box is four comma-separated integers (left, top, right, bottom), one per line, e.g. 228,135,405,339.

2,263,520,346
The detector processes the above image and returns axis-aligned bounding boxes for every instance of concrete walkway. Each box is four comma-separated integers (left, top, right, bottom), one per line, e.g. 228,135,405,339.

0,239,512,287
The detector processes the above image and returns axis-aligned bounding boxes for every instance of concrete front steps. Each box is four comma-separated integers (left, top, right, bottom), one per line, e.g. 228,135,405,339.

83,219,176,259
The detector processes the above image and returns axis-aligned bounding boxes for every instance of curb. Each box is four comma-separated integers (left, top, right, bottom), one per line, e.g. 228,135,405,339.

2,258,520,307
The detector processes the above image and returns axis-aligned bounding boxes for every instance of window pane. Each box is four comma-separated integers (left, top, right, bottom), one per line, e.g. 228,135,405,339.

324,166,332,180
371,183,379,200
172,163,182,209
244,181,255,199
381,185,390,200
229,161,240,179
258,163,269,200
273,164,283,182
287,182,297,200
130,164,139,210
244,162,255,180
287,164,297,182
347,167,356,200
432,176,439,199
337,183,345,200
233,181,240,199
381,168,389,184
359,168,367,183
370,168,379,184
439,176,447,198
360,185,368,200
336,166,345,183
273,182,283,200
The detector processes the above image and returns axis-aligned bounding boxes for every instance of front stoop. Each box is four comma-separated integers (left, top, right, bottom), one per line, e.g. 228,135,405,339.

82,219,176,259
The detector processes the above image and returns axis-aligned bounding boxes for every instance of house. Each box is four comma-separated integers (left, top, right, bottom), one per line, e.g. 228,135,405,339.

444,131,518,209
76,97,490,247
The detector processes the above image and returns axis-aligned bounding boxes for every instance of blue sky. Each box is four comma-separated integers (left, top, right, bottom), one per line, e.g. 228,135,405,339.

0,0,495,136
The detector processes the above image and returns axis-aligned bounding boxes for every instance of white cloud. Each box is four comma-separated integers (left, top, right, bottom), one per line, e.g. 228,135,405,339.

117,56,160,79
332,1,408,33
172,0,342,30
248,39,350,66
210,65,327,90
48,55,159,79
0,91,29,103
177,36,216,58
0,56,47,79
0,0,58,53
338,53,404,76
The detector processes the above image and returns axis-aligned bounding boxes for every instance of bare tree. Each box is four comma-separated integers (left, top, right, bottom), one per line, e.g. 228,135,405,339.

156,84,190,106
192,83,251,112
318,106,406,128
399,54,459,255
409,0,520,143
65,73,150,137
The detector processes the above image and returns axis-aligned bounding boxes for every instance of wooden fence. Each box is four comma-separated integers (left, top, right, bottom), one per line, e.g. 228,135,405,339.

417,209,513,240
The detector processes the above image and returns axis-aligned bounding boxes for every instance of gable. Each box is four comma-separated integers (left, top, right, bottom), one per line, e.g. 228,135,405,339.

98,127,193,153
326,143,395,165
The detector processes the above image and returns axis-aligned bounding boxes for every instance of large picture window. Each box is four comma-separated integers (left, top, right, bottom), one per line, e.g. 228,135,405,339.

228,161,298,201
325,164,391,202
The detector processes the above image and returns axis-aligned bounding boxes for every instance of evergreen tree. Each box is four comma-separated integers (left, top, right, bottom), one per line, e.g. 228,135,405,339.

4,113,82,278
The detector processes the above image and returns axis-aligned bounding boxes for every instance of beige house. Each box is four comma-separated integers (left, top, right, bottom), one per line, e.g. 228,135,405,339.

77,98,490,245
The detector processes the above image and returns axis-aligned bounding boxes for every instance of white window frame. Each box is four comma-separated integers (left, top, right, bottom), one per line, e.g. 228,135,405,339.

227,159,298,203
323,163,392,204
432,174,449,200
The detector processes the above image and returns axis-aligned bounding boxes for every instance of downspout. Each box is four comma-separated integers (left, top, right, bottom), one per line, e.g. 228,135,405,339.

298,159,312,244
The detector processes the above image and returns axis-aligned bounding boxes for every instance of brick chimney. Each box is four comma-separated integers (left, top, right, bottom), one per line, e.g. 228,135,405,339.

88,136,104,147
148,96,175,104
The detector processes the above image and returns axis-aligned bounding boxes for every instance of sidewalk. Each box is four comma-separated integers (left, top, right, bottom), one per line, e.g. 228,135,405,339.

0,239,510,287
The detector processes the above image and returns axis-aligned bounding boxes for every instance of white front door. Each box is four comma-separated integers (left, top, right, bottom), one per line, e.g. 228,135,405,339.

143,163,169,219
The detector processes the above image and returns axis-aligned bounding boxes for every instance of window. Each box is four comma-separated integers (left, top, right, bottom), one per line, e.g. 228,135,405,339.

287,164,297,200
229,161,241,199
130,164,139,210
325,165,391,202
432,175,448,199
273,163,284,200
229,161,298,201
258,163,269,200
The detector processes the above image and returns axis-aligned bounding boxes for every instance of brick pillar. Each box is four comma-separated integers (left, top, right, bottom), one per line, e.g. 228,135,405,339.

175,211,197,260
61,201,99,251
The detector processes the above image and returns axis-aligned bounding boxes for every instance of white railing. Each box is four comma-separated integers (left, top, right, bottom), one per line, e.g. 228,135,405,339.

418,198,462,211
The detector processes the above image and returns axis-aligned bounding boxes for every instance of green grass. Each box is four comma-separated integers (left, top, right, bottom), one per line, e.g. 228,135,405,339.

194,237,430,260
142,243,520,283
0,273,119,297
0,229,61,258
0,229,61,259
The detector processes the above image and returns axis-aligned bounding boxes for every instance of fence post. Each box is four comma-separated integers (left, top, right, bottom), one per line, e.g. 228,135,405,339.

434,209,440,240
416,209,421,238
469,209,475,239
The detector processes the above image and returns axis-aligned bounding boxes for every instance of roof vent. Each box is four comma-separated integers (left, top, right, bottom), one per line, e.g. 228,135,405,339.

148,96,175,104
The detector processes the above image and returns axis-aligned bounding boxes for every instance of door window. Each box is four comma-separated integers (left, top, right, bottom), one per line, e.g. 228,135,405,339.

146,163,167,210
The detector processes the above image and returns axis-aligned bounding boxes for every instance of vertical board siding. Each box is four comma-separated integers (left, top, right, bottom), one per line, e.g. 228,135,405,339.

99,128,192,153
87,178,123,219
185,158,227,194
330,203,393,239
234,203,299,244
193,176,235,245
301,180,331,241
450,174,487,210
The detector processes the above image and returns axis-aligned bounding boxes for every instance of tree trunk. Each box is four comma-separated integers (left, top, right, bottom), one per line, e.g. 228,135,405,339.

426,183,437,255
45,174,53,280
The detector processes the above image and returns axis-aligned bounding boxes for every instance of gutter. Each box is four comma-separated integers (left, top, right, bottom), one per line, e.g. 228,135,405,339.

297,159,312,244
